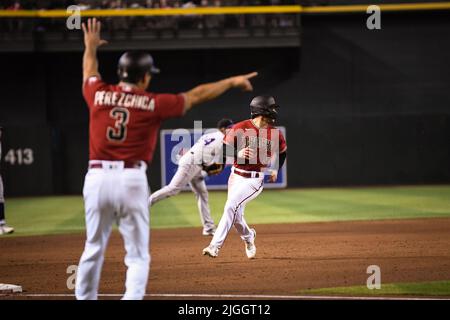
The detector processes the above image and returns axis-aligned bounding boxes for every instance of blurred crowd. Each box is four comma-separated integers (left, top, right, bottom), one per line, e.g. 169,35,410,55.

0,0,299,33
0,0,299,10
0,0,442,10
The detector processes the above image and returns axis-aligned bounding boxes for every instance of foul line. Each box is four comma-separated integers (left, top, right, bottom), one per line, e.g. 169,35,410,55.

1,293,449,300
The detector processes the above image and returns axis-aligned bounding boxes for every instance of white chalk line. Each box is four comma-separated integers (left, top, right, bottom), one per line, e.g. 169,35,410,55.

0,293,449,300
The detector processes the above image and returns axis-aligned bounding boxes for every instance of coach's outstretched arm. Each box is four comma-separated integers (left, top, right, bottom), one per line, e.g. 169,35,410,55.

82,18,108,83
184,72,258,111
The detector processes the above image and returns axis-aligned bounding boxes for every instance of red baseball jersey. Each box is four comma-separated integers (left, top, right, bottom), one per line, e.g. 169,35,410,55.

83,76,185,163
224,119,287,172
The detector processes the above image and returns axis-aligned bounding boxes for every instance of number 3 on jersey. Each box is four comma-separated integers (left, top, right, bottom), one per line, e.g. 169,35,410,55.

107,107,129,142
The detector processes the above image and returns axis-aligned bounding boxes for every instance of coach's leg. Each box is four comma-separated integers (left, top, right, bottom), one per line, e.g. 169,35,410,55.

209,174,264,249
119,169,151,300
189,173,215,232
76,170,114,300
149,163,199,205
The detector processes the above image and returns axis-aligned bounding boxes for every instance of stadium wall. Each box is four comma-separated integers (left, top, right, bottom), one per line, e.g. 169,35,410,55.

0,12,449,195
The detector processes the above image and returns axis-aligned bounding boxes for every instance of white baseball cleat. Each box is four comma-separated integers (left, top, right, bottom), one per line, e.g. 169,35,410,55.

0,224,14,235
245,228,256,259
202,226,216,236
202,244,219,258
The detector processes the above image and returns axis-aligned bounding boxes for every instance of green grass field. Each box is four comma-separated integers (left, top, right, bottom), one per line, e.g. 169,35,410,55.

4,185,450,237
299,281,450,297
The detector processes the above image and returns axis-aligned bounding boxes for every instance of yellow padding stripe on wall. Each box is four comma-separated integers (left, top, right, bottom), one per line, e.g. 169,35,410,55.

0,6,301,17
0,3,449,18
303,2,450,13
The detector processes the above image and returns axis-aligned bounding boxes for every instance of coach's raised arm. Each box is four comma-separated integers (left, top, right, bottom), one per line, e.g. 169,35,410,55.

81,18,258,113
81,18,108,83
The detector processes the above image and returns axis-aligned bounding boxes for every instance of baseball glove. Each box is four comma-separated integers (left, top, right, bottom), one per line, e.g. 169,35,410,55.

202,163,224,176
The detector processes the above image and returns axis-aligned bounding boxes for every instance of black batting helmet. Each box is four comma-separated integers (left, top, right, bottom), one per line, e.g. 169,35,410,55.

117,51,160,84
250,96,280,122
217,118,234,129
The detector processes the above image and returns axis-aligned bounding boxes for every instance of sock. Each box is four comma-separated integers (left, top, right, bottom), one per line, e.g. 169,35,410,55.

0,202,5,224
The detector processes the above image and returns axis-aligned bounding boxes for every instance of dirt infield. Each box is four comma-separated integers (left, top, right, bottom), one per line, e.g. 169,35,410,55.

1,218,450,299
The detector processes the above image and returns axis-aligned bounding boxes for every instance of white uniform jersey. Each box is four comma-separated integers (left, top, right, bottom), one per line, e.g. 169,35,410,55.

184,130,224,167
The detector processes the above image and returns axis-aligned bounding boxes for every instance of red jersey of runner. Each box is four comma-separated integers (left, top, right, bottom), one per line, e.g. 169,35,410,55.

224,119,287,172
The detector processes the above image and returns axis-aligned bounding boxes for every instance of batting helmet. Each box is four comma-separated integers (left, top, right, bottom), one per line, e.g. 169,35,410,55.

250,96,280,122
117,51,160,84
217,118,234,129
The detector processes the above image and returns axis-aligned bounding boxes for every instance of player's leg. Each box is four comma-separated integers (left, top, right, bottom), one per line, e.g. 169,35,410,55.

234,205,256,243
118,168,151,300
204,174,263,256
76,170,114,300
221,175,263,242
230,173,264,258
0,175,14,235
233,200,258,259
149,163,201,205
189,173,216,235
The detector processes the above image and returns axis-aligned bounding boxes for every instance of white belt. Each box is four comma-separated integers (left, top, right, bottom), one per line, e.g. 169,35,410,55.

232,166,263,178
88,160,147,171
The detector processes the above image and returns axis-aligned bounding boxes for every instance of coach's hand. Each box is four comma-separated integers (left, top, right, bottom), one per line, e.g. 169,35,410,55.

230,72,258,92
183,72,258,111
82,18,108,49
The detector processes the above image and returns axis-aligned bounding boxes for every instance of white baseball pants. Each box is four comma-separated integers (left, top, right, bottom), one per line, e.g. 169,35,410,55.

210,170,264,248
76,161,150,300
149,154,215,231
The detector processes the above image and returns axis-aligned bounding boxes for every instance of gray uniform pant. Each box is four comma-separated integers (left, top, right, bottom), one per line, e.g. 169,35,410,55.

149,156,215,231
0,175,4,203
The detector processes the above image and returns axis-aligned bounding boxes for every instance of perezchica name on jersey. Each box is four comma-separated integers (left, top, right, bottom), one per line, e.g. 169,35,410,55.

94,91,155,111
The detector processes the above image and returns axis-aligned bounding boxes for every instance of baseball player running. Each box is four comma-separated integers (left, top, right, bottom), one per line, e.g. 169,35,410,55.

203,96,287,259
149,118,234,236
76,18,257,300
0,126,14,235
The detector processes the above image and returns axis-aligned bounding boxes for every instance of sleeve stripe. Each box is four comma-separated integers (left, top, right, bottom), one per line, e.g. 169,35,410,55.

83,75,100,88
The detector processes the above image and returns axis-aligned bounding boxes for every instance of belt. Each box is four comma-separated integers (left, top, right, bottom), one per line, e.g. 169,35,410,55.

233,168,263,178
89,161,144,169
